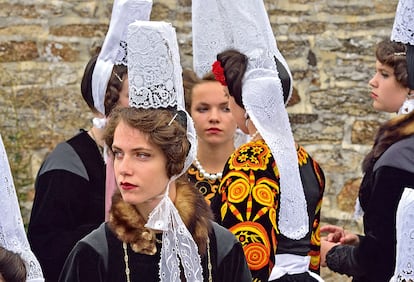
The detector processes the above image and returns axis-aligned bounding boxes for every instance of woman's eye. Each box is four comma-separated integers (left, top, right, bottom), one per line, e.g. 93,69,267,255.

112,150,123,159
136,152,150,159
222,106,231,112
381,72,389,78
196,107,208,113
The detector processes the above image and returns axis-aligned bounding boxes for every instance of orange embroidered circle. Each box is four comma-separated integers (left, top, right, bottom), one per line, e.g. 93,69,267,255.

244,243,269,270
227,178,250,203
252,184,274,206
229,222,271,271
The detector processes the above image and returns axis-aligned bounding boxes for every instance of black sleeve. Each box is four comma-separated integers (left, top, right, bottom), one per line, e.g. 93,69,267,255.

216,241,252,282
326,166,414,280
326,245,363,277
58,241,106,282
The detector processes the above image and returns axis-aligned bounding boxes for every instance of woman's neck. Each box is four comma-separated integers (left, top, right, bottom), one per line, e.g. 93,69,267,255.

89,126,105,148
196,141,234,173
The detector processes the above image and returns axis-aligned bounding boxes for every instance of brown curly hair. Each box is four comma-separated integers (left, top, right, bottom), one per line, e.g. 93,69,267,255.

104,107,190,178
375,40,408,88
104,64,128,116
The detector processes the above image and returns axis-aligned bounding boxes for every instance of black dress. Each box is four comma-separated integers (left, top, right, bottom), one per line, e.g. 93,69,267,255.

28,130,105,281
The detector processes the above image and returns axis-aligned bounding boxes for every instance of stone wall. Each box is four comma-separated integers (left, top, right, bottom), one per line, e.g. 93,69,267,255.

0,0,398,280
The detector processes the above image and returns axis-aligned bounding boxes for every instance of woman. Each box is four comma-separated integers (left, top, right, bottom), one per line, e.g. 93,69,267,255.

59,107,251,282
321,40,414,281
59,20,251,282
27,1,152,279
183,69,238,205
210,49,325,282
27,51,129,282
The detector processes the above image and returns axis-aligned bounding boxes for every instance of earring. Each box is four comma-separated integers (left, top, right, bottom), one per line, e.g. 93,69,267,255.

398,94,414,115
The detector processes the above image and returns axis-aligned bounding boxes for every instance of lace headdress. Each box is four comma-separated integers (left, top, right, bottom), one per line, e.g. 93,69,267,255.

92,0,153,116
0,134,44,281
391,0,414,91
126,21,201,281
193,0,308,239
192,0,249,149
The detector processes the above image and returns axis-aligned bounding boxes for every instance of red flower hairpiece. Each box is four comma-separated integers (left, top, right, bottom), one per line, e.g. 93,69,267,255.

212,61,227,86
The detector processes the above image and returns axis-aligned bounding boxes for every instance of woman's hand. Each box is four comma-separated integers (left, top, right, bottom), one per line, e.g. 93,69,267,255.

320,224,359,245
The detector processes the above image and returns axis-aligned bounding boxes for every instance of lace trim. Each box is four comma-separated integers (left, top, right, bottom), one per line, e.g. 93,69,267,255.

391,0,414,45
145,190,203,282
127,21,201,281
92,0,153,115
0,134,44,281
390,188,414,282
127,23,178,109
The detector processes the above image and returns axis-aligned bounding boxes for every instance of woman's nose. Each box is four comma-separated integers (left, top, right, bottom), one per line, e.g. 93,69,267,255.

117,156,132,176
209,109,220,123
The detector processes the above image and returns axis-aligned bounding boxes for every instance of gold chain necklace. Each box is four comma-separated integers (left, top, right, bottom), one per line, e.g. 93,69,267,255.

122,239,213,281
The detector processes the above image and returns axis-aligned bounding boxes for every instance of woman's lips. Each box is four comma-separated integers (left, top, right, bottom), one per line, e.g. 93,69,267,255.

206,128,221,134
120,182,137,190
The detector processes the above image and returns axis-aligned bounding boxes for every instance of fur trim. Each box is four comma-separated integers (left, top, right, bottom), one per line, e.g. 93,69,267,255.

362,111,414,172
108,178,213,256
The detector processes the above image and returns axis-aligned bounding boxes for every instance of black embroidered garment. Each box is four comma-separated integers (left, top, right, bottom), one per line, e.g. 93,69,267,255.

211,140,325,281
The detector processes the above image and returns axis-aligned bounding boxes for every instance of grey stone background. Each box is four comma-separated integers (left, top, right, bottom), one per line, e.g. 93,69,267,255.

0,0,399,280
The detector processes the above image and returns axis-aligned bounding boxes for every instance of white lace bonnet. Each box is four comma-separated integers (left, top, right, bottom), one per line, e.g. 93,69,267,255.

92,0,153,116
126,21,201,281
391,0,414,46
391,0,414,91
193,0,308,239
0,134,44,281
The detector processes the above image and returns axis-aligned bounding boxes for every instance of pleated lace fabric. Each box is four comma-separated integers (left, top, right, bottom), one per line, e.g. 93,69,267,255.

0,134,44,281
390,188,414,282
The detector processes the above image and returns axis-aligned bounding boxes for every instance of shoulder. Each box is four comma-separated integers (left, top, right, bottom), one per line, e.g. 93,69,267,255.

212,222,238,245
374,135,414,173
80,223,108,247
211,222,240,265
227,140,273,171
38,131,90,180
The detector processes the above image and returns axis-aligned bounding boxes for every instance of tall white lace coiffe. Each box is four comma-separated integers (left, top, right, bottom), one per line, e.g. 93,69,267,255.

126,21,201,282
192,0,308,240
0,134,44,282
391,0,414,45
92,0,153,116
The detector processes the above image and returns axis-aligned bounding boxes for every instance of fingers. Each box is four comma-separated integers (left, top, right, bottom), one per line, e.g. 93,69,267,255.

320,224,342,233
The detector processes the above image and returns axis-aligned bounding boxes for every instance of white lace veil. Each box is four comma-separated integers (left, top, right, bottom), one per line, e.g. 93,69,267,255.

193,0,308,239
92,0,153,116
126,21,201,281
390,188,414,282
0,134,44,281
191,0,249,149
